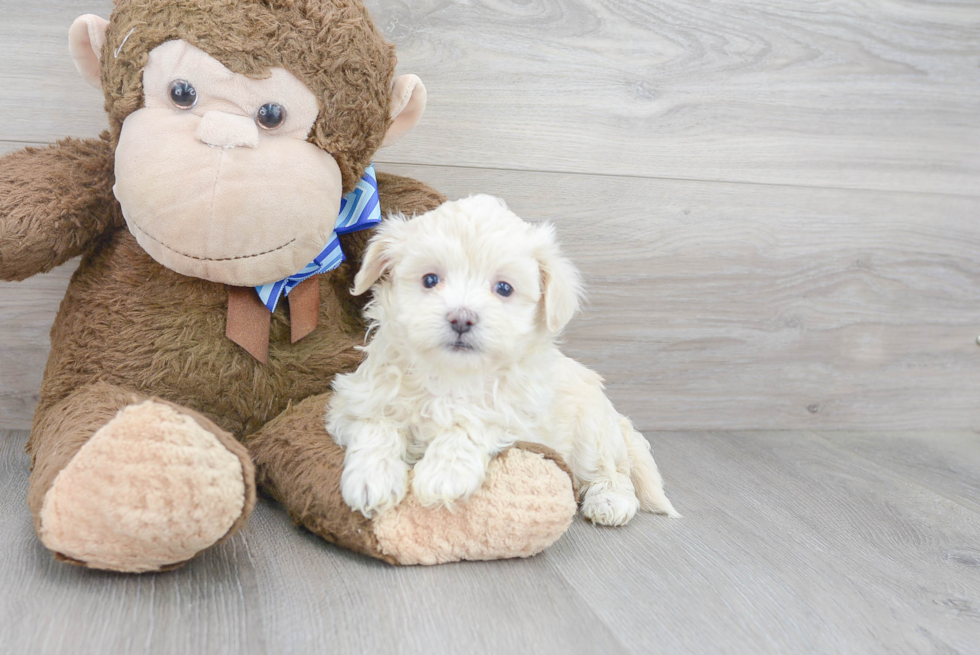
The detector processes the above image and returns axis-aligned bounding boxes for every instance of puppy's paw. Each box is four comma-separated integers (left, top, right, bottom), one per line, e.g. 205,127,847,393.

580,485,640,526
412,450,488,509
341,450,410,518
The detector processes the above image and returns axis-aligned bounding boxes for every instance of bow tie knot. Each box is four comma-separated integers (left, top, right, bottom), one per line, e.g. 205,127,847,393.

225,164,382,363
255,163,381,312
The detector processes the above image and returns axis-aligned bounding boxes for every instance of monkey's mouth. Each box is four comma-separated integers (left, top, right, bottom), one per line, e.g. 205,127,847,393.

130,220,297,262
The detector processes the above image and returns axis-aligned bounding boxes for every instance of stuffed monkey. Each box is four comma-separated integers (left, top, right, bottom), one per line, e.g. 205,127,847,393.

0,0,576,573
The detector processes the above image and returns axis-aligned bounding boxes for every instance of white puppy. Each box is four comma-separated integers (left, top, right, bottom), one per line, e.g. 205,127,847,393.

326,195,679,525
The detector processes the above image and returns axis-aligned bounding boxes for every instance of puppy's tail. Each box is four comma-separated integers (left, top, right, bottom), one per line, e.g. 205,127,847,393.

622,419,681,518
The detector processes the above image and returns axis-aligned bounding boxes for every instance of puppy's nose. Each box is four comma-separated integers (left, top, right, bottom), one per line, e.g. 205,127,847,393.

448,308,479,335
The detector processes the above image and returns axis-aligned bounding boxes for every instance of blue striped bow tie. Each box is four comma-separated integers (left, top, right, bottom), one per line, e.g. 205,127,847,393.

254,163,382,312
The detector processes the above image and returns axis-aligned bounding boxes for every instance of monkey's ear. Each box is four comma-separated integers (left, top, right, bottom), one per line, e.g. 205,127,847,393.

381,75,427,147
69,14,110,89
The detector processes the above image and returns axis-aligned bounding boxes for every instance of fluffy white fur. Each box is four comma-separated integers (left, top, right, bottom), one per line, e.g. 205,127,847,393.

326,195,679,525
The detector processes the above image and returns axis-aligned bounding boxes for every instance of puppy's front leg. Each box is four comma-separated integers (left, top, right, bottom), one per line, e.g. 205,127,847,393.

339,422,410,518
412,426,511,509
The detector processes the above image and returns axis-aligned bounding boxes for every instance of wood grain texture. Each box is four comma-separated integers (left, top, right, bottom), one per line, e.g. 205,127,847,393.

3,428,979,655
1,0,978,194
813,430,980,513
373,165,980,432
0,431,265,655
0,0,110,146
0,261,76,429
1,163,977,431
0,1,978,430
367,0,980,195
2,2,979,654
549,429,980,654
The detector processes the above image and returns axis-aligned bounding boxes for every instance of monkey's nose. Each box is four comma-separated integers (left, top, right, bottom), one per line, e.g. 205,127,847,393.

448,309,479,335
195,111,260,149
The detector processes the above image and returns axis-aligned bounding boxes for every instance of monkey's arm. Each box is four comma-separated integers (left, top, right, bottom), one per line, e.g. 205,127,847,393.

0,133,122,281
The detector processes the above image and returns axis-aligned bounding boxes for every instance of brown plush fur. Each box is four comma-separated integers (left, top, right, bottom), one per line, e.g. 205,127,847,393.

247,393,390,562
246,392,577,565
0,0,578,572
16,167,450,570
32,385,257,570
29,171,446,438
102,0,395,193
0,135,121,281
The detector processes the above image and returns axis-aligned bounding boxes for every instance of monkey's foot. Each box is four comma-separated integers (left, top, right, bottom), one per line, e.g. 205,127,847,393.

248,393,577,565
373,443,578,565
38,400,253,572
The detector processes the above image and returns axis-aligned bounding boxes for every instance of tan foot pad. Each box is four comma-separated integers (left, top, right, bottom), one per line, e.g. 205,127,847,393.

373,447,577,565
39,401,247,572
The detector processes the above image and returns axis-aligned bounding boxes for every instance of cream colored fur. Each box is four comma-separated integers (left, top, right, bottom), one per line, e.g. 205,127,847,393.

39,401,247,573
326,195,679,525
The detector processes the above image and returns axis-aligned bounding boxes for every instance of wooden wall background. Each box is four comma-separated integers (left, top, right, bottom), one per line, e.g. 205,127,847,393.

0,0,978,432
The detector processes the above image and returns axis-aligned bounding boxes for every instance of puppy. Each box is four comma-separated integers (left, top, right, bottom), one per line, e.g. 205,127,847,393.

326,195,679,525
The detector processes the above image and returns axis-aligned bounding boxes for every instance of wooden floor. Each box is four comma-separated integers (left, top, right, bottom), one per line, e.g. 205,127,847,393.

1,0,979,653
2,428,979,655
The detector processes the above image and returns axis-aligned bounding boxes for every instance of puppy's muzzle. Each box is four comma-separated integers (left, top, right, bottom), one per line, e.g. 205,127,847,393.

448,308,479,335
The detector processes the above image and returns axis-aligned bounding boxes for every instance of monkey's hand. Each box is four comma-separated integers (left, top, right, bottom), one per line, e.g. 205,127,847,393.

0,133,122,281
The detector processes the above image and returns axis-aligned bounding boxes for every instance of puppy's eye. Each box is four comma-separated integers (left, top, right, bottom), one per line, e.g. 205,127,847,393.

494,281,513,297
168,80,198,109
422,273,440,289
257,102,286,130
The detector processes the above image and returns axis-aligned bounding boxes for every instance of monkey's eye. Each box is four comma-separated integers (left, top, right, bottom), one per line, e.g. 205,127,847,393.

168,80,198,109
494,281,514,297
257,103,286,130
422,274,440,289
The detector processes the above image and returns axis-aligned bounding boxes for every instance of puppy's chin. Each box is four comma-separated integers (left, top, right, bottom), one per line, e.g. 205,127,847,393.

434,341,489,372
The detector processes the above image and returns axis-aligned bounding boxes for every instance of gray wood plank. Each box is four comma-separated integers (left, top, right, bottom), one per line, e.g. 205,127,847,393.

2,164,977,431
242,492,626,655
0,429,624,655
0,0,111,144
0,260,76,428
367,0,980,195
813,431,980,513
0,430,264,655
547,430,980,655
2,1,978,194
4,429,980,655
0,142,46,154
383,166,980,432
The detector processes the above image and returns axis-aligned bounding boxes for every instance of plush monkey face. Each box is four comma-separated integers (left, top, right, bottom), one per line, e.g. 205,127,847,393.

69,2,425,287
114,40,343,285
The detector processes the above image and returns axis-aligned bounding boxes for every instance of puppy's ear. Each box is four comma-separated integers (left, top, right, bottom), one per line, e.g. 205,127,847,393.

535,224,583,334
352,221,400,296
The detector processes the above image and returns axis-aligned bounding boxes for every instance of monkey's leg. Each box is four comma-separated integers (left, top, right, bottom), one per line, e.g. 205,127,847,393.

27,382,256,573
246,393,577,565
